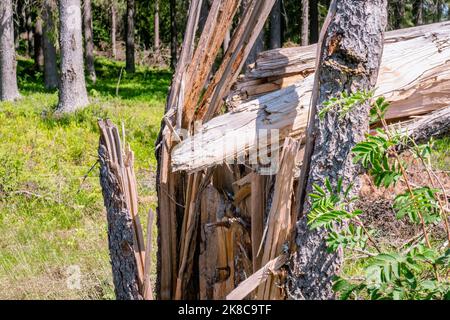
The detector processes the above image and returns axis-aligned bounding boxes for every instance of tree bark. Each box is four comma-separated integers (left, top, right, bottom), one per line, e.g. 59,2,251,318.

170,0,177,69
111,3,117,59
301,0,309,46
290,0,387,300
269,0,282,49
83,0,96,82
34,16,44,71
125,0,135,73
309,0,319,44
98,120,143,300
42,0,59,90
435,0,443,22
57,0,89,112
413,0,424,25
154,0,160,52
0,0,20,101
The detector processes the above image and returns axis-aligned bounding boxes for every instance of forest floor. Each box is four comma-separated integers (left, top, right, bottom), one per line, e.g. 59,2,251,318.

0,57,170,299
0,56,448,300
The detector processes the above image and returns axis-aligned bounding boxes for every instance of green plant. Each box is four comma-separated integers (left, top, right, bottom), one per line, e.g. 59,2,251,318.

309,93,450,300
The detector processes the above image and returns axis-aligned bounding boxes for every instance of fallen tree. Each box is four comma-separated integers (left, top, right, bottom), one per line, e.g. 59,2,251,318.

172,21,450,173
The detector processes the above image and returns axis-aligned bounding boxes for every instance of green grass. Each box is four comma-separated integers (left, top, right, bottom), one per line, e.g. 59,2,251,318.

0,57,170,299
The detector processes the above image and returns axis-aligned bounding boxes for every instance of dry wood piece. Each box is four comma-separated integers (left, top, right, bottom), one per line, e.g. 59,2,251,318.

257,138,300,299
171,22,450,173
98,119,153,300
226,254,288,300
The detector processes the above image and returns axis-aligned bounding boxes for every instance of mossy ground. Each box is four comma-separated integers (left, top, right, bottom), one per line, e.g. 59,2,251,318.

0,57,170,299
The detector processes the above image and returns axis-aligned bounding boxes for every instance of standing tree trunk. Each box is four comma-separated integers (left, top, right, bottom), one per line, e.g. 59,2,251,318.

170,0,178,69
435,0,443,22
42,0,59,90
301,0,309,46
34,16,44,71
392,0,405,29
83,0,96,82
270,0,282,49
289,0,387,300
154,0,160,53
125,0,135,73
111,2,117,59
0,0,20,101
413,0,424,25
309,0,319,44
57,0,89,112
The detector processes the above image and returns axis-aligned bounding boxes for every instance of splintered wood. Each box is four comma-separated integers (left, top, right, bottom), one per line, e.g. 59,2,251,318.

98,119,153,300
152,0,450,302
172,21,450,173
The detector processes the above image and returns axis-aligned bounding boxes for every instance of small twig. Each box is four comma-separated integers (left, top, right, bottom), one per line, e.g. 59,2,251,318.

116,66,124,96
76,160,99,195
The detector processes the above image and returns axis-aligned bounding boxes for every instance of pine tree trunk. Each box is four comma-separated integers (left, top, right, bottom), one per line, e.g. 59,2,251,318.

43,0,59,90
270,0,282,49
0,0,20,101
301,0,309,46
289,0,388,300
83,0,96,82
170,0,178,69
309,0,319,43
111,3,117,59
413,0,424,25
57,0,89,112
435,0,443,22
34,16,44,71
154,0,160,52
125,0,135,73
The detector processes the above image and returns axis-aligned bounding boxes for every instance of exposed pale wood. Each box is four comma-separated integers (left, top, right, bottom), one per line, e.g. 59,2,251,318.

257,138,300,299
183,0,241,127
143,209,155,300
225,254,288,300
195,0,278,123
172,22,450,173
156,0,204,300
251,174,266,272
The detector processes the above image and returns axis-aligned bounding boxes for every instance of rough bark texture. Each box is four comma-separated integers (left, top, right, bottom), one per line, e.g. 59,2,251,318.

126,0,135,73
289,0,388,300
0,0,20,101
270,0,282,49
111,3,117,59
43,0,59,90
98,123,142,300
57,0,89,112
170,0,177,69
154,0,160,52
83,0,96,82
301,0,309,46
34,16,44,71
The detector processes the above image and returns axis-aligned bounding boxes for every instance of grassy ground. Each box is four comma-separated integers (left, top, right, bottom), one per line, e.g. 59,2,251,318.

0,57,170,299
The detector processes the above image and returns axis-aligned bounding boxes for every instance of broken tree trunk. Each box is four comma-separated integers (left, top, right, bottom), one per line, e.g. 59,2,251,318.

289,0,388,300
98,119,153,300
171,21,450,173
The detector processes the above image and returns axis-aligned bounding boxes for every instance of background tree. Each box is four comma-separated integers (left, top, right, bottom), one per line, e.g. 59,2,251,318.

57,0,89,112
34,15,44,70
0,0,21,101
270,0,282,49
301,0,309,46
125,0,135,73
154,0,160,53
42,0,58,90
83,0,96,82
170,0,177,69
309,0,319,43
